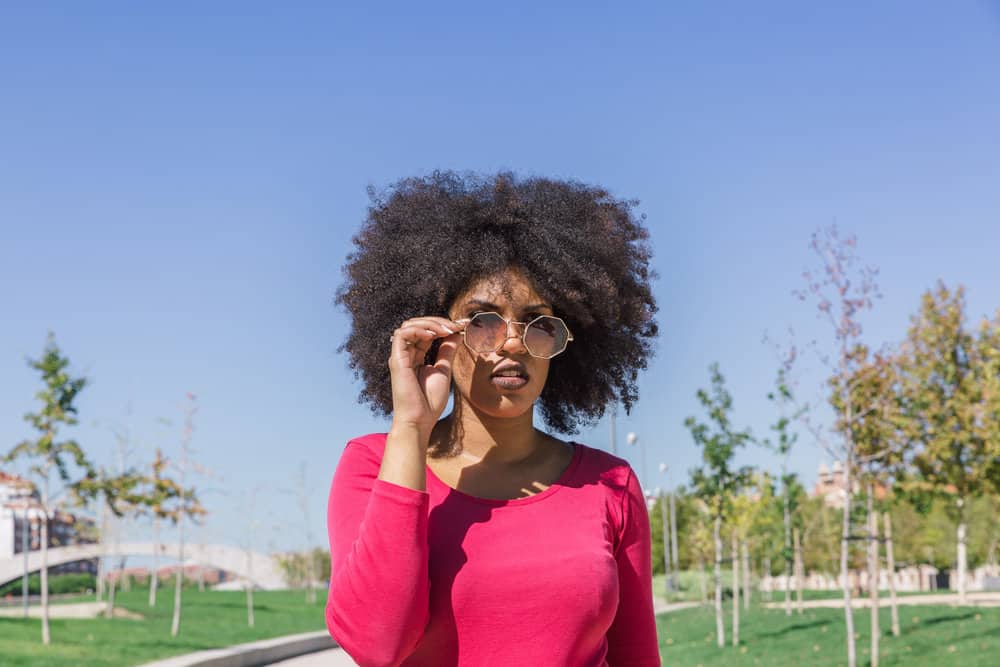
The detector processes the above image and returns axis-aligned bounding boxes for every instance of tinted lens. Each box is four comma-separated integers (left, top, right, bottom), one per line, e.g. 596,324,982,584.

524,316,570,358
465,312,507,352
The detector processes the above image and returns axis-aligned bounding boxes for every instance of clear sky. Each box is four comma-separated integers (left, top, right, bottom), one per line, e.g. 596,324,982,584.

2,2,999,552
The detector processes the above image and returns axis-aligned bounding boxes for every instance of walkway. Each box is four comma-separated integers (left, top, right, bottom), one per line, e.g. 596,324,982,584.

762,591,1000,609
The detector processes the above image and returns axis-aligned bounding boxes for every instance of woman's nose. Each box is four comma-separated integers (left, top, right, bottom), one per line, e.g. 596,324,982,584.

499,322,529,355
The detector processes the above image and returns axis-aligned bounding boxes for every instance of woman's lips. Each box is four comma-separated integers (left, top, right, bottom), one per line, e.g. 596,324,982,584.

490,375,529,390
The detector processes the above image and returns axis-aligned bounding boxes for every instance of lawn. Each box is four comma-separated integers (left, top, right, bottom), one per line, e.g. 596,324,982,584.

657,602,1000,666
0,588,327,667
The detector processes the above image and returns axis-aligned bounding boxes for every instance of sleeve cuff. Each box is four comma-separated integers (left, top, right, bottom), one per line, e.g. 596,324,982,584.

371,478,431,506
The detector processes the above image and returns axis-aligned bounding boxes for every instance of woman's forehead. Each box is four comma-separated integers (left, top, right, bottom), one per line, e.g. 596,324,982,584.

452,268,550,308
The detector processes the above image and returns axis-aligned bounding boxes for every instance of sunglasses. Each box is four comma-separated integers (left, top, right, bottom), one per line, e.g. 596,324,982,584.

454,312,574,359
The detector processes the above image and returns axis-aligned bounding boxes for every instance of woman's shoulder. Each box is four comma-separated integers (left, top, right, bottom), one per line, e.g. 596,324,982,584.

335,432,389,470
566,440,635,491
346,432,389,452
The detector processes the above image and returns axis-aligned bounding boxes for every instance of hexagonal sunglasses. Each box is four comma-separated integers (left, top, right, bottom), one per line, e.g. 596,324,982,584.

454,312,574,359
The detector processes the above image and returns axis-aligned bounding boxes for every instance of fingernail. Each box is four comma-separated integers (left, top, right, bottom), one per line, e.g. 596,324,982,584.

442,326,455,334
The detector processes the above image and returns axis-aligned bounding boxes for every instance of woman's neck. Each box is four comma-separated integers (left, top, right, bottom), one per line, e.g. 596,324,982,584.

432,396,545,466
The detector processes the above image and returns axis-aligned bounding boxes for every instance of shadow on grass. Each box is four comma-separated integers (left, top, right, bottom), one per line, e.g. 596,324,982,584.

949,625,1000,644
755,620,829,638
899,611,977,634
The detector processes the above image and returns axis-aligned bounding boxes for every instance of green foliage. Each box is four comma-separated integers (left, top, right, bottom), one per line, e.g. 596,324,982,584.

830,344,903,489
895,283,1000,512
275,548,330,588
0,574,96,598
686,363,755,519
3,334,93,497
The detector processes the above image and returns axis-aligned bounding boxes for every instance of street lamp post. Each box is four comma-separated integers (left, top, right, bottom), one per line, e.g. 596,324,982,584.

660,462,679,594
609,409,617,455
22,508,30,618
626,432,647,493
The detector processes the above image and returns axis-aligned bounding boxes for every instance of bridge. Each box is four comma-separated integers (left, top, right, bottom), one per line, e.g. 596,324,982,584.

0,542,288,590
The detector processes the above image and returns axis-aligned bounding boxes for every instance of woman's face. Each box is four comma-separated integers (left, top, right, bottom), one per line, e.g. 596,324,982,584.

447,267,553,420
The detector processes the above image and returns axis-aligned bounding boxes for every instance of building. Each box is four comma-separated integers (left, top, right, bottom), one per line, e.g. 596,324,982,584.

812,462,888,509
0,471,98,576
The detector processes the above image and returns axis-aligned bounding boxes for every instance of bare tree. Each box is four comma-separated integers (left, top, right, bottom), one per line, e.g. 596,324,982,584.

281,463,321,604
168,393,206,638
795,225,882,667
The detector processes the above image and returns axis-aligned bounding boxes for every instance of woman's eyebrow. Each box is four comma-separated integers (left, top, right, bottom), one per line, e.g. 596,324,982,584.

463,299,552,312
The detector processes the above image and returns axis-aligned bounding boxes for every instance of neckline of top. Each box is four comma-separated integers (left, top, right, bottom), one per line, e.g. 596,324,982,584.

423,441,583,507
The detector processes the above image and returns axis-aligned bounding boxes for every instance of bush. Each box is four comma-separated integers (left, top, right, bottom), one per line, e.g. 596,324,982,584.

0,572,96,597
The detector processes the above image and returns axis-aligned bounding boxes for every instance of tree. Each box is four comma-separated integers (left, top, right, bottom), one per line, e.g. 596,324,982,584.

763,364,807,616
895,283,1000,604
147,448,187,607
686,363,754,648
168,394,206,637
795,225,881,667
75,463,150,618
3,334,92,646
833,344,904,665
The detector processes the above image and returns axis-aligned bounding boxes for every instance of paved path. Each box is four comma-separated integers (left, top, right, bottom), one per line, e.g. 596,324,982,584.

762,591,1000,610
269,647,358,666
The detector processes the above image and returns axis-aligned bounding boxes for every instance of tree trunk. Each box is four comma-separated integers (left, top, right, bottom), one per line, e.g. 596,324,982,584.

957,506,968,605
883,512,899,636
661,492,671,598
794,526,804,614
669,489,679,593
21,510,30,619
149,517,160,607
732,529,740,647
742,540,751,611
841,460,857,667
699,555,708,604
106,513,124,618
714,514,725,647
106,560,120,618
96,505,107,602
307,549,319,605
171,513,184,637
867,485,880,667
784,482,792,616
764,556,772,601
246,548,255,628
41,475,50,646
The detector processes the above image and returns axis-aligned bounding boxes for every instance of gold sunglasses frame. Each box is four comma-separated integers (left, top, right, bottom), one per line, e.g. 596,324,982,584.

453,312,575,359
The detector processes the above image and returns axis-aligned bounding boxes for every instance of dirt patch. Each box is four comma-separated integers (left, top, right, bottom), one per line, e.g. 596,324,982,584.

0,601,145,620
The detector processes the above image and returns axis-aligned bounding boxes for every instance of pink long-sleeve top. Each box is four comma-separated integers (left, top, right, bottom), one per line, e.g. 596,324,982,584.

326,432,661,667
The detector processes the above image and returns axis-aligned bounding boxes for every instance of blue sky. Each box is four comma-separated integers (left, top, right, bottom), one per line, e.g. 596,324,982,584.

2,2,999,552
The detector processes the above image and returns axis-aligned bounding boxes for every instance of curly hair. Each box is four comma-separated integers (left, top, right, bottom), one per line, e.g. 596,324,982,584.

335,170,658,434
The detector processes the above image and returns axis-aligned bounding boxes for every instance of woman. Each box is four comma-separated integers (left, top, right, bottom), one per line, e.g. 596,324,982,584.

327,171,660,666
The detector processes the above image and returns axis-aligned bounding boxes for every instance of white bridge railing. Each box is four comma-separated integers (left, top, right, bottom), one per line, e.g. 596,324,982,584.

0,542,287,590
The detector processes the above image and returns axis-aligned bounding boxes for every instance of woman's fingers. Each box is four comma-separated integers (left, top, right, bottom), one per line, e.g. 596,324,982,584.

391,317,462,342
388,317,465,373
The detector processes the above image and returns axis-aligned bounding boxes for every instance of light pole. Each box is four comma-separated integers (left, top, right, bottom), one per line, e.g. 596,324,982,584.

22,507,30,618
626,432,647,493
609,408,617,454
660,462,679,593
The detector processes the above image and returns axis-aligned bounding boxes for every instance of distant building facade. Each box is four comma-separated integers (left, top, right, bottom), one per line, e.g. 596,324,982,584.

0,471,98,576
811,461,887,509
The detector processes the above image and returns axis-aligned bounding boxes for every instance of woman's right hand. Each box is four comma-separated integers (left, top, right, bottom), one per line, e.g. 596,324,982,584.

387,316,467,441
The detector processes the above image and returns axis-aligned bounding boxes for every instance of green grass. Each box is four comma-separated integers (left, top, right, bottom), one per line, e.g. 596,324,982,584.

0,588,327,667
657,602,1000,666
